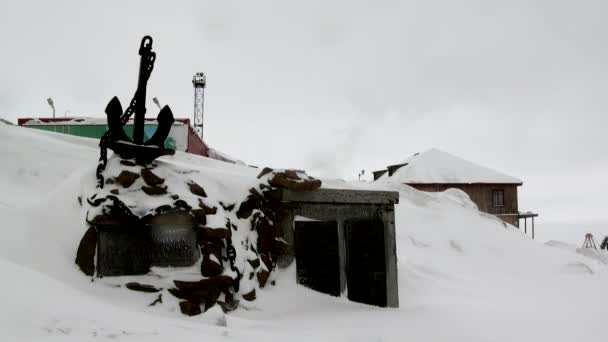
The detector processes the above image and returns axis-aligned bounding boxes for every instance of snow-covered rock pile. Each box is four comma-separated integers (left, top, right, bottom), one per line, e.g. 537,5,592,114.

77,154,321,316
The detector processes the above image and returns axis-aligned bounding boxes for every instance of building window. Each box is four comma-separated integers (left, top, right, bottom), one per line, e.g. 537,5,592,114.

492,189,505,207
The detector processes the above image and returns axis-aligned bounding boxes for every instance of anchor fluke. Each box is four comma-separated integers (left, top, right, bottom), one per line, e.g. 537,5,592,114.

145,105,174,148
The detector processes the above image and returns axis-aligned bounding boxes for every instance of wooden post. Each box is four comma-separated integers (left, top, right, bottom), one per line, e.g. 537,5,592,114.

532,217,535,240
524,218,527,234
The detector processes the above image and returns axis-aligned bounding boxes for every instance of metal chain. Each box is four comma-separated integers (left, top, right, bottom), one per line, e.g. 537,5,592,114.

94,53,155,189
225,238,241,292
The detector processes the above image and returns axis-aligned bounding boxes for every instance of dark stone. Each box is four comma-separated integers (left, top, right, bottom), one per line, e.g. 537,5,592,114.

256,167,274,179
197,227,231,241
142,185,167,196
257,269,270,288
256,217,275,253
174,276,235,293
75,227,97,276
236,192,262,219
260,253,273,272
105,178,115,185
179,301,202,316
141,168,164,186
110,189,119,195
170,276,233,307
115,170,140,188
248,258,260,269
173,199,192,211
188,181,207,197
197,199,217,215
125,282,161,293
268,171,321,191
154,204,173,214
190,209,207,225
201,242,223,277
273,238,290,256
219,201,235,211
242,289,256,301
120,159,137,167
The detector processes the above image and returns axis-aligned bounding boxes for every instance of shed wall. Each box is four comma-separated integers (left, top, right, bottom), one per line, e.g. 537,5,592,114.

409,183,519,227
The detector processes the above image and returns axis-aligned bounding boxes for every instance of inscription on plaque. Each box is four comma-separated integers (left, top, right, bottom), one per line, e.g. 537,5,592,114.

96,224,200,277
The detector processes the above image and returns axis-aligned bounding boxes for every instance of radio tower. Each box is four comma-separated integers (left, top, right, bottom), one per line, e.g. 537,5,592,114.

192,72,206,138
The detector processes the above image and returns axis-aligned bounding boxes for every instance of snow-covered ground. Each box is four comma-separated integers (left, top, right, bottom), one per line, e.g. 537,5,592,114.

1,122,607,341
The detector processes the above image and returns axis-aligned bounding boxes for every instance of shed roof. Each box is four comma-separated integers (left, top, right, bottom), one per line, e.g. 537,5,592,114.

376,148,523,185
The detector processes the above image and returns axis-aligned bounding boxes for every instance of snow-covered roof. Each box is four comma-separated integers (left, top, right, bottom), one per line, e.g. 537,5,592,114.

376,148,523,185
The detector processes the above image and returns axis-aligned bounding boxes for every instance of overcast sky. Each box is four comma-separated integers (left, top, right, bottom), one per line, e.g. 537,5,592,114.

1,0,607,224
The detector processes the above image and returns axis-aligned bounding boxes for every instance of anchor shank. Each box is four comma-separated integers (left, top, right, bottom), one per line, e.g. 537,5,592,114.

133,36,154,145
133,63,148,144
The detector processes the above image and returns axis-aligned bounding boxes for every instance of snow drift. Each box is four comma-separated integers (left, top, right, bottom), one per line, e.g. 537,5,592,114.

0,121,607,342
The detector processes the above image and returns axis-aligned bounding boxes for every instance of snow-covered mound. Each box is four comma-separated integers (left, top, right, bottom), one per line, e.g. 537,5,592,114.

1,122,607,341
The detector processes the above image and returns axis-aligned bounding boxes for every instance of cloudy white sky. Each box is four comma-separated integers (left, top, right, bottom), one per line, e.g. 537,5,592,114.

1,0,607,224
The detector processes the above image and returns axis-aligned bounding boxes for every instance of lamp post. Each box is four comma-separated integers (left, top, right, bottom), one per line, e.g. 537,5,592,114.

153,97,161,110
47,98,55,119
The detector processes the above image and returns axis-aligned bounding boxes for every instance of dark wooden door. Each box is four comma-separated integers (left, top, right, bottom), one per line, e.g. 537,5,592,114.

294,221,340,296
345,219,387,307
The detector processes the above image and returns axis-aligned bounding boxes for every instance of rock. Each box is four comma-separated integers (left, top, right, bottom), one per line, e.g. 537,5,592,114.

197,227,231,241
201,242,223,277
174,276,235,293
120,159,137,167
179,301,202,316
125,282,161,293
197,199,217,215
75,227,97,276
190,209,207,225
173,199,192,210
110,189,119,195
115,170,140,188
268,171,321,191
105,178,115,185
248,258,260,269
154,204,173,214
256,217,275,253
141,168,164,186
219,202,235,211
142,185,167,196
260,253,273,272
256,167,274,179
170,276,234,308
236,190,263,219
273,237,290,256
188,181,207,197
257,269,270,288
242,289,256,301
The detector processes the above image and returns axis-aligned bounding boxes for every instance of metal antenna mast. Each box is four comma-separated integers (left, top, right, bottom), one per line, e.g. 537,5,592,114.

192,72,206,138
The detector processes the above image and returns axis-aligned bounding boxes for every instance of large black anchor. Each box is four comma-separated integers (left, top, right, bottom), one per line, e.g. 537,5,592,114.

95,36,175,187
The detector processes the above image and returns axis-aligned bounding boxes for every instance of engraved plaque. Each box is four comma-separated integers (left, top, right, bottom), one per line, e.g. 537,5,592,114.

96,223,200,277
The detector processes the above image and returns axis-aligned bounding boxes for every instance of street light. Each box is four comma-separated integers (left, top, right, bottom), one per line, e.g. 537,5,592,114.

152,97,161,110
47,98,55,119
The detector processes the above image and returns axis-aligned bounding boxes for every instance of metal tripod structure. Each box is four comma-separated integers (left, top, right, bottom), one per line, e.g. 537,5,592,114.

581,233,597,249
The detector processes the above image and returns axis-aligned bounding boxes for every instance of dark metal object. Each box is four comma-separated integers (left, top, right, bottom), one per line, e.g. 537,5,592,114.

96,223,199,277
95,36,175,188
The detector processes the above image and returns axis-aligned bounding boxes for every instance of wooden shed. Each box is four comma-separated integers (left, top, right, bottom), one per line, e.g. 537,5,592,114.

373,149,538,233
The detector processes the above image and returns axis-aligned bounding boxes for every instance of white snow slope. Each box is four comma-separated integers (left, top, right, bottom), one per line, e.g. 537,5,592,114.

0,122,606,342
